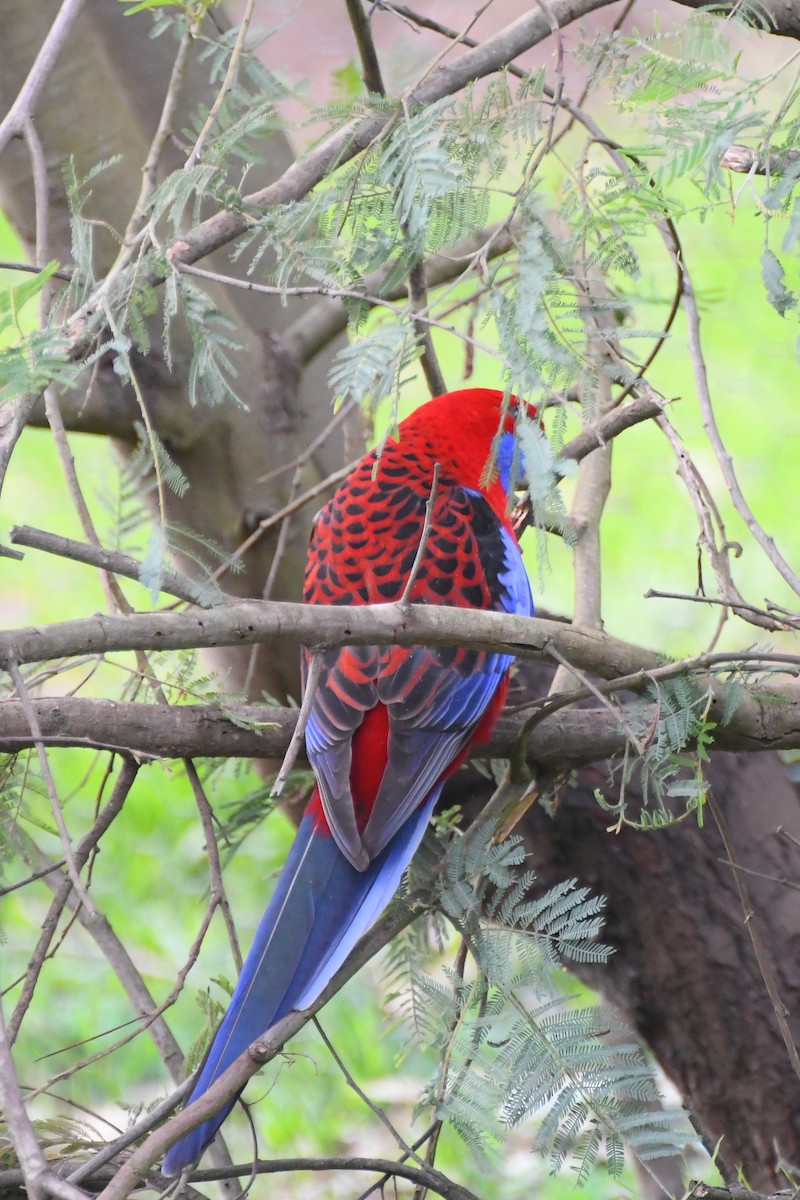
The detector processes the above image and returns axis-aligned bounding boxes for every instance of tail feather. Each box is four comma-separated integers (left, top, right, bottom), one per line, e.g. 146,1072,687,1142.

161,790,439,1176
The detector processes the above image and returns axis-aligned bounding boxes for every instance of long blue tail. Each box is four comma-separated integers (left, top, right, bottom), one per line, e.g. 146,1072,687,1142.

161,792,439,1176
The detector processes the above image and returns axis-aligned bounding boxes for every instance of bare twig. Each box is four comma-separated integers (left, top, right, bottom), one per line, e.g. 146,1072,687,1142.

124,24,193,246
0,0,87,155
0,1003,91,1200
42,387,128,615
345,0,385,95
175,262,503,364
190,1155,482,1200
6,661,96,916
9,822,187,1084
408,259,448,398
184,760,243,972
679,257,800,600
270,653,322,797
0,259,72,281
67,1080,192,1187
184,0,255,170
645,588,800,632
23,843,240,1104
400,462,440,604
256,395,357,485
10,524,223,609
0,860,67,898
23,119,50,277
547,643,645,755
656,410,789,634
6,759,137,1044
0,1001,49,1200
355,1124,442,1200
212,459,358,582
313,1018,424,1164
280,221,518,366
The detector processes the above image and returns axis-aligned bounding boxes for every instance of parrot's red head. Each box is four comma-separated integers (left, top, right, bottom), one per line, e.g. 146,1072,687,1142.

403,386,536,434
395,388,538,525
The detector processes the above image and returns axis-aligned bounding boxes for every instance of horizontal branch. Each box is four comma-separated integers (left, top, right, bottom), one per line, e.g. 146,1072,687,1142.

0,601,663,677
1,682,799,765
10,526,222,609
0,1157,479,1200
720,144,800,176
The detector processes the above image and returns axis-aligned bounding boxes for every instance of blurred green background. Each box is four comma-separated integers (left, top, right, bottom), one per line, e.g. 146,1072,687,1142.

1,84,798,1200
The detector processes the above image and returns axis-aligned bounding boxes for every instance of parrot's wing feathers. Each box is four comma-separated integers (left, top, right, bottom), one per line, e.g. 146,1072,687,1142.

305,487,533,868
304,646,378,867
363,492,534,857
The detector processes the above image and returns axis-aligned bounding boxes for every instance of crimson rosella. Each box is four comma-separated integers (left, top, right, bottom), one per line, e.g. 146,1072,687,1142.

161,387,535,1175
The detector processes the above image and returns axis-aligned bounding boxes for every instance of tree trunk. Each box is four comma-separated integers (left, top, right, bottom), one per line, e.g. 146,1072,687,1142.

454,660,800,1188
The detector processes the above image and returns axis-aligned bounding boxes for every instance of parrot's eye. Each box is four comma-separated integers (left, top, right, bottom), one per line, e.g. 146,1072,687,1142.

502,394,538,428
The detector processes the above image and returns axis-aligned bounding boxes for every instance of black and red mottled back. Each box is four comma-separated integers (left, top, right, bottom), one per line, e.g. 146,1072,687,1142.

305,437,505,612
302,389,535,871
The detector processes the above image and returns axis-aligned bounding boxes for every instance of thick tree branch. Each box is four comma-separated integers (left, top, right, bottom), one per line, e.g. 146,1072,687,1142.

0,603,665,675
3,597,799,701
1,679,799,763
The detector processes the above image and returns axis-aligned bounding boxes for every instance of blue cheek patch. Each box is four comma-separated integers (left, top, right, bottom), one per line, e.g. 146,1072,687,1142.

496,430,524,495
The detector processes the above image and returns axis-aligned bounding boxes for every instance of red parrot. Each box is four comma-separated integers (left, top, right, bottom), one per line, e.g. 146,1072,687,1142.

162,387,535,1175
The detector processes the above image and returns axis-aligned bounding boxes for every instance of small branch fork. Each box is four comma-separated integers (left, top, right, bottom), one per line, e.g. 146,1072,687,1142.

0,0,86,156
6,661,96,917
677,254,800,602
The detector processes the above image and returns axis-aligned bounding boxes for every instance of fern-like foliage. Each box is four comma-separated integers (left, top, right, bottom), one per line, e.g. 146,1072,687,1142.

387,822,691,1181
162,273,241,408
328,319,420,410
